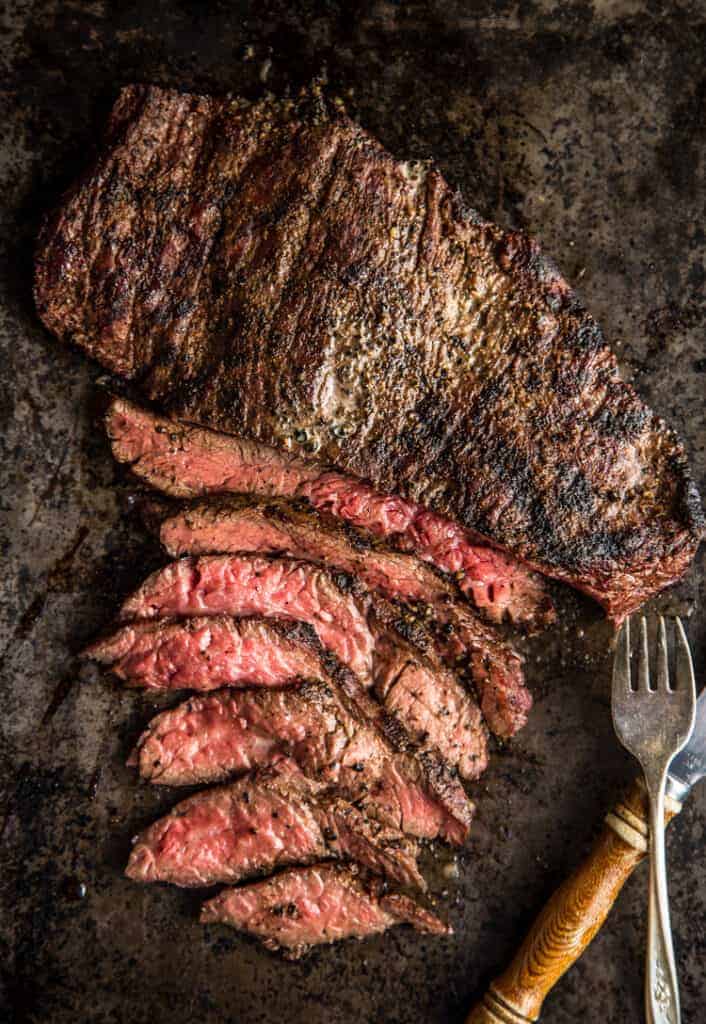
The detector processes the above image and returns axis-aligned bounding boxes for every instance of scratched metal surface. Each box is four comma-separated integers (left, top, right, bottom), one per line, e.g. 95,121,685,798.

1,2,704,1022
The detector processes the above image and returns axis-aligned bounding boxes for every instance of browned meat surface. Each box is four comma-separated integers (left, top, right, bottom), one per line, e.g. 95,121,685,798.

200,864,449,958
35,86,703,618
155,496,529,737
82,615,324,691
117,554,489,777
127,680,475,843
106,398,552,628
125,758,425,890
368,607,489,779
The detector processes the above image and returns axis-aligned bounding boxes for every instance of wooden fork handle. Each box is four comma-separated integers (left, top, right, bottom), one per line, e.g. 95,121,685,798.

466,778,682,1024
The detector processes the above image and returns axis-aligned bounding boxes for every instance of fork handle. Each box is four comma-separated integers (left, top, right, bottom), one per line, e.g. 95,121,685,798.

466,778,682,1024
645,771,681,1024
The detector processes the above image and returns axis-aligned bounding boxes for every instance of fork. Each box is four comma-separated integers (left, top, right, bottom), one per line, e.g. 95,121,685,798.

612,616,696,1024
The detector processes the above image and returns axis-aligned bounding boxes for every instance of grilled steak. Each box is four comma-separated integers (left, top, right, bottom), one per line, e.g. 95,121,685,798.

367,607,488,779
36,86,703,617
106,398,551,628
200,864,449,958
88,613,474,843
119,554,375,683
118,554,488,775
127,680,478,841
128,687,322,784
306,470,553,627
125,758,425,890
159,495,485,609
155,496,530,737
82,616,324,691
106,396,318,499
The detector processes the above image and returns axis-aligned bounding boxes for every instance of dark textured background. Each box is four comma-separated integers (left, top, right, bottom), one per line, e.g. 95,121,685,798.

1,2,705,1022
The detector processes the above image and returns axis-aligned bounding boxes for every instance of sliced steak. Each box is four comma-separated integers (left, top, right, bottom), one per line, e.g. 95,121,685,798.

127,679,422,786
200,864,449,958
118,554,375,684
128,680,482,838
154,496,530,737
107,397,550,628
118,554,489,774
82,616,323,691
86,613,474,843
302,474,553,627
106,396,319,499
158,495,468,607
127,680,474,841
125,758,426,891
367,608,487,780
36,87,703,618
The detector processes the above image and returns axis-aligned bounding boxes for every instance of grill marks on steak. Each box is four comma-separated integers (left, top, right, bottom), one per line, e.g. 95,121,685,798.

35,87,703,618
82,616,323,691
119,554,375,684
126,757,426,891
107,397,551,629
200,864,449,958
118,554,488,777
127,681,474,843
156,496,530,738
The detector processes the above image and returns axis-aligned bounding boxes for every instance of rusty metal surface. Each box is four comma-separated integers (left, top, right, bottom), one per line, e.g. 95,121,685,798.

1,2,704,1021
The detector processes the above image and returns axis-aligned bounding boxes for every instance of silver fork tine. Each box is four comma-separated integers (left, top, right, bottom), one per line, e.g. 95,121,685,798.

612,618,631,697
655,615,669,692
639,617,651,692
674,618,696,698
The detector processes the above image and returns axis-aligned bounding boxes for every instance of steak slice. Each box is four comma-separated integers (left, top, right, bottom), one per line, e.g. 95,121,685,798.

36,87,703,618
107,397,551,629
119,554,375,684
304,470,553,627
367,604,488,779
127,680,480,841
200,864,449,958
159,495,474,607
106,396,319,500
125,758,426,890
154,495,530,737
82,616,323,691
118,555,488,776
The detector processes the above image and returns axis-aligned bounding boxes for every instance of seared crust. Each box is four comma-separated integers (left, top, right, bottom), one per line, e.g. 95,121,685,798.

35,85,704,616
